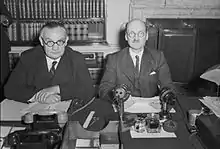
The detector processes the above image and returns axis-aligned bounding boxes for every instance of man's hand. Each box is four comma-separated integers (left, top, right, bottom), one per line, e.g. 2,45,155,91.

34,85,61,104
41,94,61,104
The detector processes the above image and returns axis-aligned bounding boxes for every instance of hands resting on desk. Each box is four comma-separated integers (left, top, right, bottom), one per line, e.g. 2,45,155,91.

30,85,61,104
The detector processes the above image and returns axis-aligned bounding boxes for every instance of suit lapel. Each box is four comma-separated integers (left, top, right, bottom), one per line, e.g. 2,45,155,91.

120,48,135,82
52,51,71,85
36,49,51,78
139,48,155,77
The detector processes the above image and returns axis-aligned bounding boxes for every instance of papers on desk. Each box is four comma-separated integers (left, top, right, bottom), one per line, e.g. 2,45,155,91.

200,65,220,85
0,99,71,121
0,99,29,121
199,96,220,118
0,126,25,137
21,100,71,114
125,96,175,113
130,127,176,138
0,126,26,149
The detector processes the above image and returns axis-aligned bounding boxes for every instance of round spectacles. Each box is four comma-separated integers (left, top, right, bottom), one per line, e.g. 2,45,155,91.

127,31,145,39
41,38,66,47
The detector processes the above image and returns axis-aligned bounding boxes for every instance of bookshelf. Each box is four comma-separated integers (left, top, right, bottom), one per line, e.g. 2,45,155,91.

4,0,107,46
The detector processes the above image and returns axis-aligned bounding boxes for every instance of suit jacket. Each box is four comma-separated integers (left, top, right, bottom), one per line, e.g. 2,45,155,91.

0,1,12,86
99,47,175,100
4,45,95,103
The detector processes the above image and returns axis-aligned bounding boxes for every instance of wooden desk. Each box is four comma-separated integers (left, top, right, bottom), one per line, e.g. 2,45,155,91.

61,96,205,149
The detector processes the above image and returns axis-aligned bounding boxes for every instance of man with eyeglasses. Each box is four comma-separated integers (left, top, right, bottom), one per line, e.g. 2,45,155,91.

99,19,175,103
4,21,95,105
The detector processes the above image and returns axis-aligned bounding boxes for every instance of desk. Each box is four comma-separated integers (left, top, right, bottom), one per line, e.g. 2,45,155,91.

61,95,205,149
0,97,206,149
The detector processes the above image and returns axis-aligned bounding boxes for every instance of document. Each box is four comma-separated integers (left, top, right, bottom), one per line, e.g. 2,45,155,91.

199,96,220,118
0,99,71,121
130,127,176,138
0,126,25,149
125,96,161,113
0,99,29,121
200,66,220,85
21,100,72,114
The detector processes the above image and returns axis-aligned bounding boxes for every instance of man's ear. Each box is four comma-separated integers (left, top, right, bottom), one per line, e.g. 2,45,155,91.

64,36,69,46
39,36,44,46
145,32,149,41
125,33,128,41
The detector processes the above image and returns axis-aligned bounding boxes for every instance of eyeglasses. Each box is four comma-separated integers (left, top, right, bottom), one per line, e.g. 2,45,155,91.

127,31,145,39
41,37,66,47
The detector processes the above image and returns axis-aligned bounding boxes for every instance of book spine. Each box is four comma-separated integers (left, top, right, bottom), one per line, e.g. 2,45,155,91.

39,0,42,19
22,0,26,18
48,0,52,19
63,0,66,18
19,0,22,18
100,0,104,18
13,0,17,18
20,23,25,41
30,0,34,19
45,0,48,19
35,0,38,19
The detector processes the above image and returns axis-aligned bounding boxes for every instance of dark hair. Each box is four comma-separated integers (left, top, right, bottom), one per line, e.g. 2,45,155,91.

39,21,67,36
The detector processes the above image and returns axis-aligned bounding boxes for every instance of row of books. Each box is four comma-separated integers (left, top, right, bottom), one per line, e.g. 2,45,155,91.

8,21,104,42
4,0,105,19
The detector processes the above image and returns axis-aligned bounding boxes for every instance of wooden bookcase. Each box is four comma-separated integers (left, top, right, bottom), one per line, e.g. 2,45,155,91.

4,0,107,46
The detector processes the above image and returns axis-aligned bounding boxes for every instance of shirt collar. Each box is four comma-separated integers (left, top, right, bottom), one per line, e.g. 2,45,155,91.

129,48,144,60
45,56,61,71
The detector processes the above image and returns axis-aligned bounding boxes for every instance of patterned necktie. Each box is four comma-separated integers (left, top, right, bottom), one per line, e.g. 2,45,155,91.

135,55,140,75
50,61,57,75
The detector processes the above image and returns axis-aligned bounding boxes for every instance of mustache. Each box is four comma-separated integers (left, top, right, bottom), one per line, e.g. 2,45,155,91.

132,39,140,42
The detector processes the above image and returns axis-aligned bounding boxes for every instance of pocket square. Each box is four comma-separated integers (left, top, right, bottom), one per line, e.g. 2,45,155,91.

149,71,156,75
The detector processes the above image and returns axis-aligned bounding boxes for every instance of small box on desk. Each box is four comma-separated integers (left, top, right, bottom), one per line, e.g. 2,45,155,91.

196,114,220,149
100,121,122,149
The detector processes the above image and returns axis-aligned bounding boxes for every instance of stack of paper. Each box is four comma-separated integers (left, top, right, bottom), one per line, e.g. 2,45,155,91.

200,66,220,85
75,138,100,148
199,96,220,118
125,96,161,113
20,100,71,114
130,127,176,138
0,99,28,121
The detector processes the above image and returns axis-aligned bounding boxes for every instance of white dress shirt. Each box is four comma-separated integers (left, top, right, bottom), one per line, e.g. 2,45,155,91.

129,48,144,72
45,56,61,72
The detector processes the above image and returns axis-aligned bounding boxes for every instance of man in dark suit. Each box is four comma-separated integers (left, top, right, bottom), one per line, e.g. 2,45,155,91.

0,1,12,101
99,19,175,102
4,22,95,104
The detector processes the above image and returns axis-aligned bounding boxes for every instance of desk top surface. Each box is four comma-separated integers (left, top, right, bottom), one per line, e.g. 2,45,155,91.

1,96,205,149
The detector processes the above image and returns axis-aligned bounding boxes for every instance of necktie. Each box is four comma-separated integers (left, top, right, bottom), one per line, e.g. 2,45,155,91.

134,55,141,96
135,55,140,75
50,61,57,75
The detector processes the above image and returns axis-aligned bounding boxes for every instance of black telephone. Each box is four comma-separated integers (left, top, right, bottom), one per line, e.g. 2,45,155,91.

6,111,67,149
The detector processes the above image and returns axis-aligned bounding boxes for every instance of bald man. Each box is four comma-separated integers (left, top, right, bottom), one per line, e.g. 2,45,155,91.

99,19,175,101
4,21,95,104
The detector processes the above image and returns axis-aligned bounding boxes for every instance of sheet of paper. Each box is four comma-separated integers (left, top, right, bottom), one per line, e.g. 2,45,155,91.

21,100,72,114
125,96,161,113
200,68,220,85
76,138,100,147
0,99,29,121
0,126,26,137
130,127,176,138
199,96,220,118
0,126,25,149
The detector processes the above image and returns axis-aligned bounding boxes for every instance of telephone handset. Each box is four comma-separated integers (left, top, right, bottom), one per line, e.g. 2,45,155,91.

23,110,68,128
